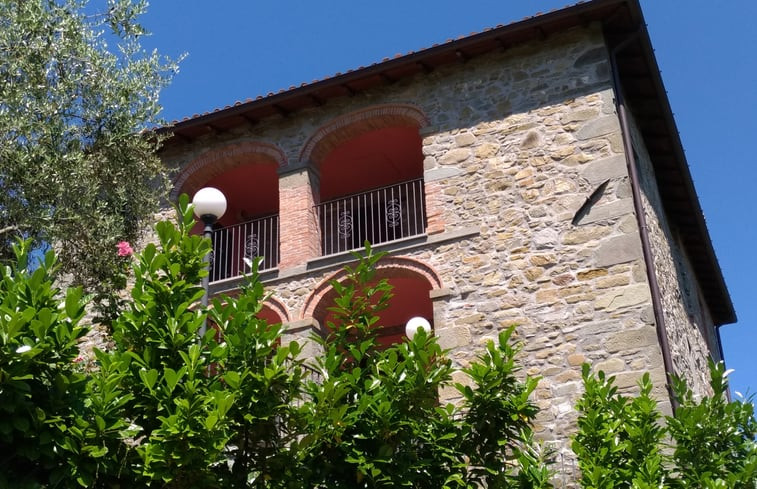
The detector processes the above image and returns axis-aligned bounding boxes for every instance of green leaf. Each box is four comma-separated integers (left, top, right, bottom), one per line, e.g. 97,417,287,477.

162,367,184,394
86,445,109,458
65,287,83,319
224,371,241,389
205,414,218,430
139,368,159,392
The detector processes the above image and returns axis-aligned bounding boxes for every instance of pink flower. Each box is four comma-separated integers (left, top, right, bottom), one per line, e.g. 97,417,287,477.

73,356,84,364
117,241,134,257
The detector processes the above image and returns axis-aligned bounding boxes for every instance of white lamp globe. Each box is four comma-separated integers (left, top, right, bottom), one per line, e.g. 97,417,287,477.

192,187,227,220
405,316,431,339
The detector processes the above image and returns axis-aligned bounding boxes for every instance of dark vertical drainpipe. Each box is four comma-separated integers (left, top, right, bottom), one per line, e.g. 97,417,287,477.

608,30,678,411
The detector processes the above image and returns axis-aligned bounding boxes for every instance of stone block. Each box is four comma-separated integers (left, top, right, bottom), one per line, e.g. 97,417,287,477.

576,268,608,280
593,234,642,267
593,357,625,374
562,225,612,245
426,167,463,182
553,381,582,398
475,142,498,158
613,368,666,390
604,326,659,354
533,228,559,248
515,168,534,180
551,274,573,286
567,353,586,366
561,108,599,123
578,198,633,224
595,283,651,311
595,274,630,289
535,289,560,305
524,267,545,281
581,154,627,184
576,115,619,140
566,318,624,336
440,148,470,165
530,254,557,266
555,369,581,382
437,326,472,350
455,132,477,147
565,292,596,304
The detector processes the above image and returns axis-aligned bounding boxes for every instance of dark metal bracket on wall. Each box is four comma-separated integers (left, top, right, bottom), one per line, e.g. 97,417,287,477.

572,179,611,226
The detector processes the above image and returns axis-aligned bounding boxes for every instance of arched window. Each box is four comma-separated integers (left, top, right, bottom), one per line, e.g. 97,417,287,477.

175,142,285,282
304,257,441,348
301,105,429,256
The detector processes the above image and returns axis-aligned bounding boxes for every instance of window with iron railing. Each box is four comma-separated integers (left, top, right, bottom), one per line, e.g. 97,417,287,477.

315,178,426,256
209,214,279,283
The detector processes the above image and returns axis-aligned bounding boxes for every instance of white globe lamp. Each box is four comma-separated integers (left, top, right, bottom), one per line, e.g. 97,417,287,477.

192,187,227,222
405,316,431,339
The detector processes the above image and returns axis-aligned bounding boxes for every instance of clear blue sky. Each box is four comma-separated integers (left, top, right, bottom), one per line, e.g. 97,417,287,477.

137,0,756,397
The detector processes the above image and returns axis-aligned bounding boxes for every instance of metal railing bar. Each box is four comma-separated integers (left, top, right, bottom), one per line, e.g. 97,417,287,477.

318,177,424,205
208,213,280,284
315,178,426,256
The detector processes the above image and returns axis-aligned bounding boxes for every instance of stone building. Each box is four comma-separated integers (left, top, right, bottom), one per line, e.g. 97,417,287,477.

156,0,734,463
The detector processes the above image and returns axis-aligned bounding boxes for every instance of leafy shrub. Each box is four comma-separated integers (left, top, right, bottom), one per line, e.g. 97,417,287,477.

573,366,667,488
295,245,552,489
668,362,757,488
0,197,551,488
0,240,89,488
574,362,757,488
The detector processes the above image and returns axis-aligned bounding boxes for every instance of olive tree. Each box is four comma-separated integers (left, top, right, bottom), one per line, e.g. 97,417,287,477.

0,0,177,316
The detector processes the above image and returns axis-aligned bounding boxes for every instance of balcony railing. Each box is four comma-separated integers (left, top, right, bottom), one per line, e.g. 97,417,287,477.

316,178,426,256
209,214,279,283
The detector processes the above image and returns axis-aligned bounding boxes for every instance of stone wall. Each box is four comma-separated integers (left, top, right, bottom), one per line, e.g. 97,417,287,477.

159,24,685,469
629,116,719,396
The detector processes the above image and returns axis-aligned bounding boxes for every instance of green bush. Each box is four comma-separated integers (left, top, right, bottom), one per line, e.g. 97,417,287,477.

294,248,552,488
574,362,757,488
0,196,551,488
0,241,88,488
5,194,754,489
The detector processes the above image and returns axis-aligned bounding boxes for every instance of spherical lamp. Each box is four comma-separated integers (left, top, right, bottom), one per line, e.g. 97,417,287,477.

405,316,431,339
192,187,227,223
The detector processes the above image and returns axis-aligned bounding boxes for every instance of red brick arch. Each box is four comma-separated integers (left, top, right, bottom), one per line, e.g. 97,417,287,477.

171,141,287,200
215,291,291,324
300,256,443,321
260,297,291,324
298,104,430,165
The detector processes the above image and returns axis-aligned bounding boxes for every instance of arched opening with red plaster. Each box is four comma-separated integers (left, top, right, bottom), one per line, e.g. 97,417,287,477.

259,297,291,325
302,257,442,348
301,105,430,256
216,292,290,326
176,141,285,280
173,141,286,206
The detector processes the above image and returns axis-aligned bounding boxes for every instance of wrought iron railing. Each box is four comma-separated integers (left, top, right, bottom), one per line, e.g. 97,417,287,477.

316,178,426,256
209,214,279,283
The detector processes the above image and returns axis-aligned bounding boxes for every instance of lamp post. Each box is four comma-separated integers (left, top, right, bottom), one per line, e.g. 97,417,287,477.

192,187,227,338
405,316,431,339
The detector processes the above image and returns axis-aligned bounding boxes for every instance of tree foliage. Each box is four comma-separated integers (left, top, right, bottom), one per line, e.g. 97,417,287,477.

0,0,176,315
574,363,757,488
